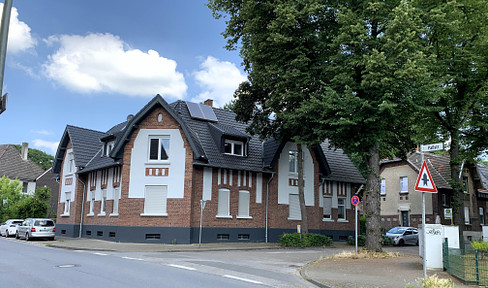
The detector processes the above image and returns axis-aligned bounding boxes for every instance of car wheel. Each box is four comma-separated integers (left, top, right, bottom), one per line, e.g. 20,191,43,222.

15,232,19,239
25,233,30,241
49,237,55,241
416,239,419,246
398,239,404,246
5,231,9,237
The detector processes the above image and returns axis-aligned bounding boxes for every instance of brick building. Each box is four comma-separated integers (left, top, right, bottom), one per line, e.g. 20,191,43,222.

53,95,365,243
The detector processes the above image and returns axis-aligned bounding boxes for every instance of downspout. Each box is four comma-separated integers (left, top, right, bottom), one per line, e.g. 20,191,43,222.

76,174,86,238
265,171,275,243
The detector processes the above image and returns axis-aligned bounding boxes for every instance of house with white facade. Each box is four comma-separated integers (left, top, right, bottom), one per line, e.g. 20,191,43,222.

53,95,365,243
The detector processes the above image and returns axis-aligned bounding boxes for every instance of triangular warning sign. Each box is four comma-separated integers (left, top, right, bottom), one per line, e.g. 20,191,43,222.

415,161,438,193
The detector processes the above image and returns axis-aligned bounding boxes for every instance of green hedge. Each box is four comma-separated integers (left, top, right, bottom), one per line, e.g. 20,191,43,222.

279,233,333,247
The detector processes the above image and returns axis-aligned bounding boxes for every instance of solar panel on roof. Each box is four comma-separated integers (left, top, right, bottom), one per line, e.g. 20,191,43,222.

186,102,218,122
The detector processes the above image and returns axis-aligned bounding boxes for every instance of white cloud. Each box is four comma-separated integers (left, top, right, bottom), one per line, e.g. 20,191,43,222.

32,139,59,154
0,4,36,54
43,33,187,98
32,129,53,136
192,56,247,107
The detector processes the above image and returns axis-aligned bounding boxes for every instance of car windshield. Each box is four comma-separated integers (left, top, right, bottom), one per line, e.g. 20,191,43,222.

388,227,407,234
34,220,54,227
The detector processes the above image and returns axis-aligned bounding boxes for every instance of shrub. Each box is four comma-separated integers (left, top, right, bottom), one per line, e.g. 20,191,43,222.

279,233,332,247
471,241,488,252
421,274,453,288
381,236,394,246
347,235,366,246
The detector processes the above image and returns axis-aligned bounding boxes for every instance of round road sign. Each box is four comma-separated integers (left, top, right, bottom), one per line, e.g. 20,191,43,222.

351,195,359,206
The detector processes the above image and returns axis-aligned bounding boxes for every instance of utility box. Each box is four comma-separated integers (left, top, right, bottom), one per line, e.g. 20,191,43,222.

483,226,488,241
419,224,459,269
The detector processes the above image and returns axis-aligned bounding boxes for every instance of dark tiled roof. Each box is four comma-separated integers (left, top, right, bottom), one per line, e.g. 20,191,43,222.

407,152,451,189
320,140,365,184
0,144,44,181
262,138,281,168
477,163,488,191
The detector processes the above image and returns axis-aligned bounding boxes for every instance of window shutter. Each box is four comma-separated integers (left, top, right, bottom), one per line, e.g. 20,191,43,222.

218,189,230,216
289,194,301,220
238,191,250,217
144,185,167,214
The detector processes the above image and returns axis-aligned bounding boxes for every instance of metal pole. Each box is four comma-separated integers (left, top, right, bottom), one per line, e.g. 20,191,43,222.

199,200,206,248
0,0,13,98
421,151,427,279
355,204,358,255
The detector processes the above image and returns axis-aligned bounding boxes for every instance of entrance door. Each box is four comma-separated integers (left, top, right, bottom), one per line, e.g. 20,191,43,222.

402,211,409,227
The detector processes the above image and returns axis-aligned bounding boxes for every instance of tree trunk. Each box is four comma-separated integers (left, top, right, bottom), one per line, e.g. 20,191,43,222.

449,130,465,234
365,143,382,252
297,143,308,234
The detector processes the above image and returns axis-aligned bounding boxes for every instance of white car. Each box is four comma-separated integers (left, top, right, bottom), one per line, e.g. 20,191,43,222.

0,219,24,237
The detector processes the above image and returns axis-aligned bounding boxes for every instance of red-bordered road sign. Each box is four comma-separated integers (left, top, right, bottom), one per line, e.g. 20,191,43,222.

351,195,359,206
414,161,438,193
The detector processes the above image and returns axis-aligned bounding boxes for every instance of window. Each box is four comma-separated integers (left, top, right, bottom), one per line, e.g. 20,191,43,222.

22,182,28,193
289,151,298,173
238,234,250,240
217,188,230,217
111,187,120,215
480,207,485,226
442,194,448,207
465,206,470,224
145,234,160,240
105,141,115,156
224,139,244,156
323,196,332,220
463,177,469,194
143,185,168,216
380,179,386,196
99,189,107,215
64,192,71,215
68,152,75,174
338,198,346,220
238,190,250,218
289,194,301,220
400,177,408,193
149,137,170,161
217,234,230,240
89,190,95,215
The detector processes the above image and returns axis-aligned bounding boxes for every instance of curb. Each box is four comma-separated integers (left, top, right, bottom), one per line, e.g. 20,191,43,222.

300,260,332,288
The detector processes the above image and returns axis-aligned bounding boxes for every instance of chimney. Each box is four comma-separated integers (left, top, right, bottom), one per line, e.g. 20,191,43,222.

21,142,28,160
203,99,213,107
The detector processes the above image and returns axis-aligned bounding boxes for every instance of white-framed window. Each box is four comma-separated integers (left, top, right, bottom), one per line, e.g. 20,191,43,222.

217,188,231,217
323,196,332,220
288,193,301,220
400,176,408,193
111,187,120,216
380,179,386,196
463,177,469,194
105,141,115,157
148,137,170,161
465,206,470,224
338,197,346,220
289,150,298,174
88,190,95,215
142,185,168,216
64,192,71,215
238,190,251,218
68,152,75,174
224,139,244,156
21,182,28,193
99,189,107,216
480,207,485,226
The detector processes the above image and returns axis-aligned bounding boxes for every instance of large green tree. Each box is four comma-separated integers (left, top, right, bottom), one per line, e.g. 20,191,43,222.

209,0,430,250
0,176,25,222
13,145,54,170
413,0,488,228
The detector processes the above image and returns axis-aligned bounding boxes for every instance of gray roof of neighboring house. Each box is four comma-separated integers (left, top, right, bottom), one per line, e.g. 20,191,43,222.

320,140,365,184
407,152,452,189
477,163,488,192
0,144,45,181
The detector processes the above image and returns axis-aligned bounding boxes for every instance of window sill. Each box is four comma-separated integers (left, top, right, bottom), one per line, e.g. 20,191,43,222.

288,217,301,221
87,213,94,217
322,218,334,222
399,192,409,194
110,213,119,217
216,215,233,219
97,212,106,217
236,216,252,219
60,213,70,217
140,213,168,217
338,219,349,223
145,161,170,166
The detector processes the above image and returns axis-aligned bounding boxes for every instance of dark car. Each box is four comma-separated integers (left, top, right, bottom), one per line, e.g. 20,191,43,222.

384,227,418,246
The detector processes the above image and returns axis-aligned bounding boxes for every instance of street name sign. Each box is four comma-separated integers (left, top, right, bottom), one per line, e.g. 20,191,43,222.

415,161,438,193
421,143,443,152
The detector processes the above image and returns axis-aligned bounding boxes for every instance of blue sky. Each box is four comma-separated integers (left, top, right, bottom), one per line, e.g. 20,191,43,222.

0,0,246,156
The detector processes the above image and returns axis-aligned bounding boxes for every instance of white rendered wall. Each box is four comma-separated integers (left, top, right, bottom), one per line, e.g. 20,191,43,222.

60,148,76,204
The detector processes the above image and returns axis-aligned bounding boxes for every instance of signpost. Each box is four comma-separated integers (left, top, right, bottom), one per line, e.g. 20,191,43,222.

417,143,442,278
351,195,359,255
199,199,207,248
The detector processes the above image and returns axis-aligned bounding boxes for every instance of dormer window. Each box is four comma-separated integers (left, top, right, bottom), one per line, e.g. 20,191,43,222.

149,136,170,161
105,141,115,157
224,139,244,156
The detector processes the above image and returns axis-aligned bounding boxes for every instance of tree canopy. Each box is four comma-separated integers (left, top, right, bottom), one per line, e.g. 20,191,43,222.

13,145,54,170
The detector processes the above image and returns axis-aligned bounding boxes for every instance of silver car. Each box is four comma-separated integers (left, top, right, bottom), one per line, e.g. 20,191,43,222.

385,227,418,246
16,218,55,241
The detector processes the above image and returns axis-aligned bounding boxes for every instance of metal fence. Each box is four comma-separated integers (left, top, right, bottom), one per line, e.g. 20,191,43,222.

443,238,488,285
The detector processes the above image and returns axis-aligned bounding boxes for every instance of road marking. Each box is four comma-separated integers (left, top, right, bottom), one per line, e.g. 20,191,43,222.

122,256,144,261
93,252,108,256
223,275,263,284
168,264,197,271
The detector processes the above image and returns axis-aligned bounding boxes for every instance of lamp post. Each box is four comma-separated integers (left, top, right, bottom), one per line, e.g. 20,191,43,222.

198,199,207,248
0,0,12,115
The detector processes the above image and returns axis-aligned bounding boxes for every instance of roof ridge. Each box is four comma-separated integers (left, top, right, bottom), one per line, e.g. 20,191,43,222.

67,124,105,135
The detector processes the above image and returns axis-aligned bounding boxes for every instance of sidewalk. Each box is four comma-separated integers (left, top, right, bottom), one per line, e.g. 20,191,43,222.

45,238,474,288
